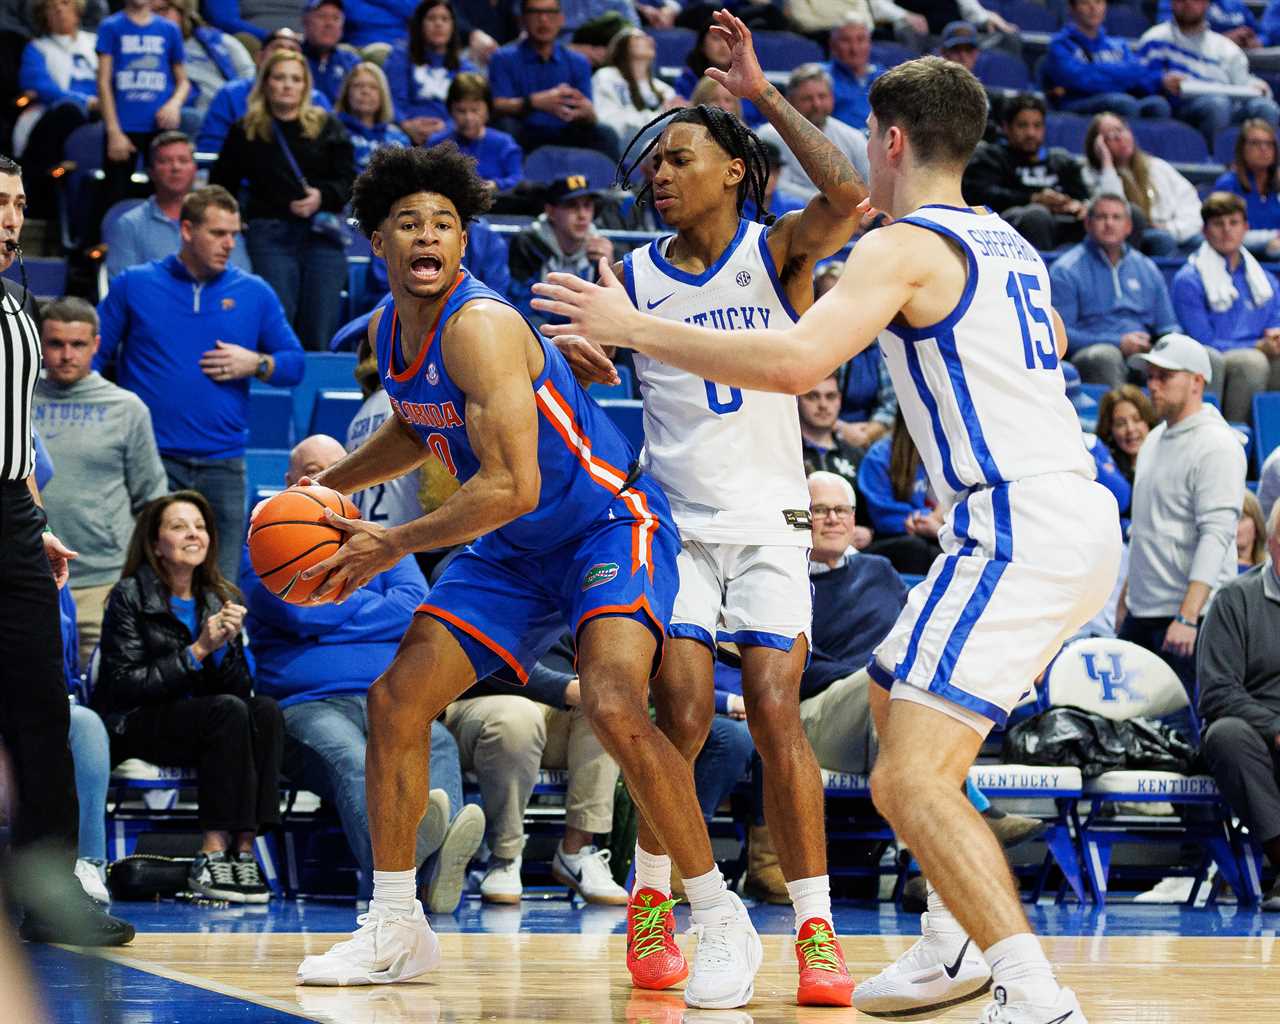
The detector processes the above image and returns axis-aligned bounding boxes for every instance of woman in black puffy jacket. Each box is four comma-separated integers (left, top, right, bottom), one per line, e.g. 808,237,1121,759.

95,490,282,904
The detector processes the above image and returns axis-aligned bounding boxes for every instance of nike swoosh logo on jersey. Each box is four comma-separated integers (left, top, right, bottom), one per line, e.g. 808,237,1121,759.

647,292,675,309
943,939,971,980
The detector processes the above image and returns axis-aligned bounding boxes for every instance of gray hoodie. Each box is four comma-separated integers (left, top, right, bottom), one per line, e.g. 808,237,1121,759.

1128,403,1246,618
33,371,168,587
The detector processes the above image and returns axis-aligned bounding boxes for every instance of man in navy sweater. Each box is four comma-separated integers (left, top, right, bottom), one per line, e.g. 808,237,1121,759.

95,186,304,581
244,435,483,911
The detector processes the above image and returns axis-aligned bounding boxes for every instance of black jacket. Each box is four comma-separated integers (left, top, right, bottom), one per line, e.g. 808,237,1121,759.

963,140,1089,214
93,563,253,732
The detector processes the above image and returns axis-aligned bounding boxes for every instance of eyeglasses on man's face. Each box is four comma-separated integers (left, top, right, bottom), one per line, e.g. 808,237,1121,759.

811,504,854,520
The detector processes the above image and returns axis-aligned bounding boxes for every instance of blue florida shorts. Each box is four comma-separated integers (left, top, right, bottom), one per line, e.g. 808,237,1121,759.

418,474,680,681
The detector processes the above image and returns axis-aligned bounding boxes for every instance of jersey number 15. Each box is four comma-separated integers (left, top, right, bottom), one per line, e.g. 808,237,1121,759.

1005,271,1058,371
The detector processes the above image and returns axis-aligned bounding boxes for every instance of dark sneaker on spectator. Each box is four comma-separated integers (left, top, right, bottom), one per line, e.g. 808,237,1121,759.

233,852,272,904
189,851,245,902
20,889,135,946
901,875,928,914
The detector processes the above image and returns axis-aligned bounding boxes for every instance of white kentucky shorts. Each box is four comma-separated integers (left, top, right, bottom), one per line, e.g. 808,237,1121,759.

868,472,1122,736
667,540,812,653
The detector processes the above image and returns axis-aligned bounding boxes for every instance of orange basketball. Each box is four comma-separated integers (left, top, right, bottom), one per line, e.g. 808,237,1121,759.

248,485,360,604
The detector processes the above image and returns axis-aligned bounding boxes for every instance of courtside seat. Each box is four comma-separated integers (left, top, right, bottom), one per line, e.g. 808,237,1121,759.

819,770,870,792
972,764,1083,795
1083,771,1220,800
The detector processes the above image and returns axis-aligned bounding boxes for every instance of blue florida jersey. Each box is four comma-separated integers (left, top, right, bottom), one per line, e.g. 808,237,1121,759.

877,205,1095,510
375,270,660,560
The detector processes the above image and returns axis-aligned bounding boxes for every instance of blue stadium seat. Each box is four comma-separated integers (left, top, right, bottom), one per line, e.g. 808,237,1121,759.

58,122,106,249
598,398,644,449
1213,126,1239,167
1131,118,1209,163
975,50,1031,91
309,389,363,440
751,31,823,73
523,146,619,191
1044,112,1089,153
248,386,295,448
870,41,917,70
294,352,359,436
246,448,290,497
649,27,695,71
1,257,67,299
1254,392,1280,472
997,0,1060,32
1104,3,1151,37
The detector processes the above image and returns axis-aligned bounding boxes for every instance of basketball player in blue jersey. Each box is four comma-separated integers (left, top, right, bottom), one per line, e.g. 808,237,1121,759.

535,56,1122,1024
550,11,865,1009
285,145,745,1004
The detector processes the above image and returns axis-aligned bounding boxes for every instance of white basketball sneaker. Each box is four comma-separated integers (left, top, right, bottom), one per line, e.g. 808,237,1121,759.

854,913,991,1017
977,984,1087,1023
297,901,441,986
683,891,763,1009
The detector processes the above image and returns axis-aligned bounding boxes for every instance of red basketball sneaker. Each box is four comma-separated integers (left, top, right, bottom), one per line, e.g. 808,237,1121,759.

794,918,855,1006
626,888,688,990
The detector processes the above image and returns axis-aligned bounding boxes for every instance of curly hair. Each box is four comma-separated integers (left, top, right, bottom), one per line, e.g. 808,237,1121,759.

616,104,773,224
352,142,493,237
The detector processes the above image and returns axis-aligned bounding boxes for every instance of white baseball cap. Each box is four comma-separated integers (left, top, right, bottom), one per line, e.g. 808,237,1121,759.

1128,332,1213,383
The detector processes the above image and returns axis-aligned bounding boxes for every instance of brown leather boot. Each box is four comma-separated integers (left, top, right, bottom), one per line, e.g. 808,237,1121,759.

744,824,789,904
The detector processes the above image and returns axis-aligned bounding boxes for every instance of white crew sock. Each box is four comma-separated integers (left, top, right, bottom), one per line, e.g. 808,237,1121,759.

983,932,1061,1008
632,843,672,896
684,865,733,923
371,869,417,916
786,875,832,934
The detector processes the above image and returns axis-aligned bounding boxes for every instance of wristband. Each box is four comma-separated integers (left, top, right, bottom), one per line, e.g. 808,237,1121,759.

1174,614,1199,629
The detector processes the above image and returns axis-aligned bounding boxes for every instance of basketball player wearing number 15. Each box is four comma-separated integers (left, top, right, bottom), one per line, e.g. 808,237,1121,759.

287,144,729,994
535,57,1122,1024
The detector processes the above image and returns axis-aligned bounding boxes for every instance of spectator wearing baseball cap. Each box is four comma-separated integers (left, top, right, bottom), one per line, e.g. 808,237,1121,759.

302,0,361,104
1121,331,1247,694
508,175,615,327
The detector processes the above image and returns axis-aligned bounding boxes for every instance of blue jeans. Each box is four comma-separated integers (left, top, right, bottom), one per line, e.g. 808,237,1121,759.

1178,94,1280,144
68,703,109,862
162,455,246,584
692,716,756,821
246,217,348,352
282,695,464,897
1061,92,1171,120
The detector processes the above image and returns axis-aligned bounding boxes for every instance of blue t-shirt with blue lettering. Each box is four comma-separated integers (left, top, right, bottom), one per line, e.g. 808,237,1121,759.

96,11,185,134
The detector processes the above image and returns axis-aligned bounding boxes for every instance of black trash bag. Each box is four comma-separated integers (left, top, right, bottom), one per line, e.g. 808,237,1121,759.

1002,706,1202,779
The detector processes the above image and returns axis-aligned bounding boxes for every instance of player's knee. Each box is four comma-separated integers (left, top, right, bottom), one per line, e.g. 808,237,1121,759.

580,694,649,753
869,760,905,823
657,699,712,754
367,673,431,740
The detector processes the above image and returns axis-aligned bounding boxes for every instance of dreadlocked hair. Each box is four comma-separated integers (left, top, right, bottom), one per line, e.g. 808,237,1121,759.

615,104,775,225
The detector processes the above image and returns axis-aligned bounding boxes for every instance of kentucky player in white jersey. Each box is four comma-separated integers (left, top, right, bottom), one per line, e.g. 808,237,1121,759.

554,11,865,1009
535,54,1121,1024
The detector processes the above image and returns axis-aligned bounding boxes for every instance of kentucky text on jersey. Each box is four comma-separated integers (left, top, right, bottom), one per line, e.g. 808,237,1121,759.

683,306,774,329
387,397,463,429
966,227,1039,264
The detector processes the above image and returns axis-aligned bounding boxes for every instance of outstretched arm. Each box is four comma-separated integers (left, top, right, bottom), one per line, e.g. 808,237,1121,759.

533,226,918,394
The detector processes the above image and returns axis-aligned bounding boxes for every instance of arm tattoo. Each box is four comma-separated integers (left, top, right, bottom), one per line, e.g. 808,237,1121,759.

754,83,867,205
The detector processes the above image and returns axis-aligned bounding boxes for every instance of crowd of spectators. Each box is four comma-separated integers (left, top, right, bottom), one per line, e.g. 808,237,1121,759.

6,0,1280,912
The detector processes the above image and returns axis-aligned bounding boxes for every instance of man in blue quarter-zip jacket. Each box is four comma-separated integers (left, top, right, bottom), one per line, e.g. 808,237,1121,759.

95,185,304,582
1050,193,1182,388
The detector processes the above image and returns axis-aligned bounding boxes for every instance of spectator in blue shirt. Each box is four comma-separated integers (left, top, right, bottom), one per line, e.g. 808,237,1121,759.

302,0,360,104
428,73,524,193
243,434,483,909
341,0,415,47
95,186,305,581
106,130,251,278
384,0,478,145
1265,0,1280,46
1159,0,1262,50
488,0,620,158
1213,117,1280,258
196,29,332,155
1172,190,1280,422
336,61,411,173
155,0,253,131
201,0,303,42
856,414,942,576
1045,0,1175,119
95,0,188,216
824,14,882,132
1051,193,1182,388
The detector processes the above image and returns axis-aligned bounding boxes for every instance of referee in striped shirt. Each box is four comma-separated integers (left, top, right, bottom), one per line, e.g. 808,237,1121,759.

0,156,132,944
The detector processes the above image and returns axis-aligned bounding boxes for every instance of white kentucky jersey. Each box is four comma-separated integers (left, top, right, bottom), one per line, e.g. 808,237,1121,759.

623,218,812,546
345,389,425,528
877,205,1095,509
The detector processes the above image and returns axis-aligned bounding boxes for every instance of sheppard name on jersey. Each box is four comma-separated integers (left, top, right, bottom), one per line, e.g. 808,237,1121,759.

966,228,1039,263
388,396,464,429
683,306,774,330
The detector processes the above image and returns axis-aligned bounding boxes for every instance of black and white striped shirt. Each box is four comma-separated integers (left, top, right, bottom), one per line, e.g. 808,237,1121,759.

1,279,40,482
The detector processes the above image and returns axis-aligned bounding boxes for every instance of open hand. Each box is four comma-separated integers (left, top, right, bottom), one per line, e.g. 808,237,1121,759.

553,335,619,386
705,9,767,101
43,531,77,589
301,510,401,604
532,260,639,349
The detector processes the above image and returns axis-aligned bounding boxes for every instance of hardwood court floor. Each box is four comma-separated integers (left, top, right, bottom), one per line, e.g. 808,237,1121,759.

90,930,1280,1023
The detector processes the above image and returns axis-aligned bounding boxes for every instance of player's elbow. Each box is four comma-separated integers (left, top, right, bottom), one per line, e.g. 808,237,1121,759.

771,354,827,396
509,466,541,517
